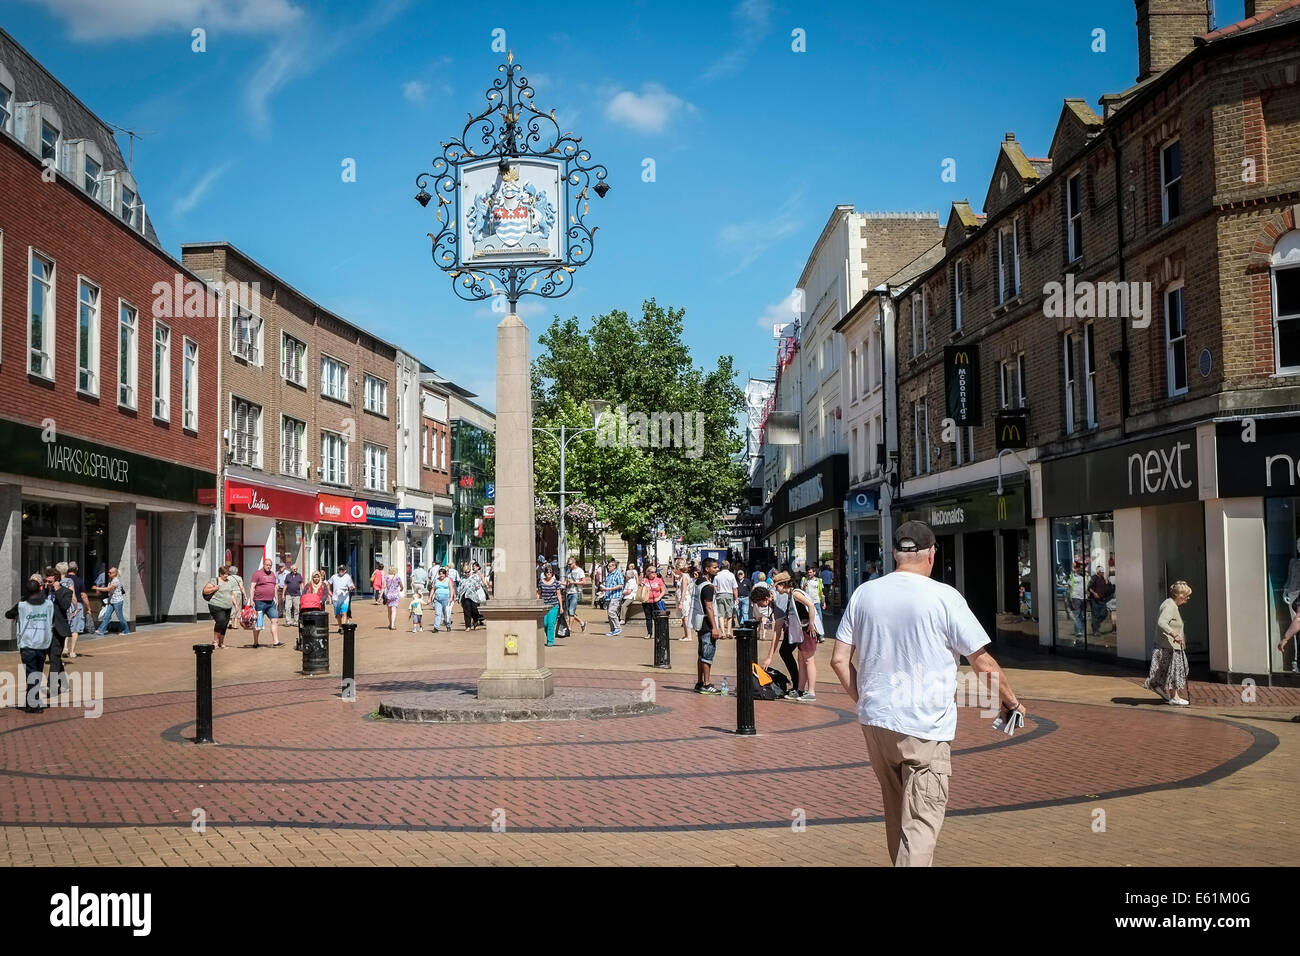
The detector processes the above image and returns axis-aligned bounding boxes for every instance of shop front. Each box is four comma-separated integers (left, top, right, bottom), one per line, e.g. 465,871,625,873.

363,499,399,589
843,485,882,592
1212,415,1300,681
0,419,215,636
1039,428,1206,666
895,478,1034,646
223,478,318,579
763,454,848,604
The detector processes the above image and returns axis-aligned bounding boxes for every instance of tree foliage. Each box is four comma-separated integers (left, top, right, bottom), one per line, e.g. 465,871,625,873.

532,299,747,550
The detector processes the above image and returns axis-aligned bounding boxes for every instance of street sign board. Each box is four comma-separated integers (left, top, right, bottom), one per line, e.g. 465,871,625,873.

484,505,496,519
486,482,495,499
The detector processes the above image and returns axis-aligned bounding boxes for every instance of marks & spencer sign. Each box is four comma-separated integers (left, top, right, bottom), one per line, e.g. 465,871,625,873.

0,420,213,503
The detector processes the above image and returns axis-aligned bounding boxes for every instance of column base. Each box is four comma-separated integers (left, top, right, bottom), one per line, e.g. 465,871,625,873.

476,668,555,700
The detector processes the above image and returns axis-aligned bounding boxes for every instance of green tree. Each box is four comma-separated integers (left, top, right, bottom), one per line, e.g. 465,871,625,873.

532,299,747,558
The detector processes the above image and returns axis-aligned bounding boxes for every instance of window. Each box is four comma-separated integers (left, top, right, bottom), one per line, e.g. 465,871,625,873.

83,154,101,199
182,338,198,431
441,428,447,470
851,428,859,478
873,415,882,472
911,293,927,357
321,355,349,402
421,426,429,468
849,348,858,401
1084,323,1098,426
1063,332,1077,434
1067,173,1084,262
1165,285,1187,396
954,427,975,466
953,260,965,330
0,83,11,134
1161,140,1182,224
281,416,306,477
999,358,1018,410
998,220,1021,302
321,430,348,485
1017,353,1027,408
76,277,99,394
39,121,58,164
120,185,140,229
870,327,882,389
913,401,930,475
231,397,262,468
281,332,306,386
364,443,388,491
1273,231,1300,373
153,321,170,420
230,307,262,365
364,374,388,415
118,301,137,407
29,251,54,379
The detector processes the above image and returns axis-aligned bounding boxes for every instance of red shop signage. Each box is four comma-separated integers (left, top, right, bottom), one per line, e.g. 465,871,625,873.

224,481,317,523
317,493,367,524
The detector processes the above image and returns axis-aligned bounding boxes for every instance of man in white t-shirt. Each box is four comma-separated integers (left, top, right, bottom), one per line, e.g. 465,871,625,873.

830,520,1024,867
712,562,738,638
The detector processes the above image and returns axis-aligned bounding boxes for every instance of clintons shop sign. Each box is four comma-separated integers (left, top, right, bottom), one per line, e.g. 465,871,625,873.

225,482,317,523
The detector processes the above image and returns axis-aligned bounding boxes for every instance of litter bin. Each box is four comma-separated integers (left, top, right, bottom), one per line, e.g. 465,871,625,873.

652,609,671,669
300,610,329,674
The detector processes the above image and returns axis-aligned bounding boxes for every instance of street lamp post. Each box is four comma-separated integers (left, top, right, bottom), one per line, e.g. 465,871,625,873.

534,417,603,565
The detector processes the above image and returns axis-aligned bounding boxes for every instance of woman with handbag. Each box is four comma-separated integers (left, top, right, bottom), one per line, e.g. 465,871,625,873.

383,566,403,630
770,571,822,703
1145,581,1193,705
640,566,666,638
201,565,244,650
676,563,695,642
460,562,485,631
538,564,563,647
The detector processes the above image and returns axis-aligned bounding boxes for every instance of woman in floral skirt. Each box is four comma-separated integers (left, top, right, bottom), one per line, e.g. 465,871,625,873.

1145,580,1193,705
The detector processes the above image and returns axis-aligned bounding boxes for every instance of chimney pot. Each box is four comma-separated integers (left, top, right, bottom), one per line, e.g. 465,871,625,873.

1005,132,1015,141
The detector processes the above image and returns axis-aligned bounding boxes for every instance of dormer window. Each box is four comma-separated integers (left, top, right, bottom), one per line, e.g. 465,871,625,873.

84,155,101,198
0,83,11,135
120,186,141,229
39,120,58,164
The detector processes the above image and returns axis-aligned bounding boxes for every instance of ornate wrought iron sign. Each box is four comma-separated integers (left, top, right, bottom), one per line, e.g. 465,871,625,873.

415,52,609,310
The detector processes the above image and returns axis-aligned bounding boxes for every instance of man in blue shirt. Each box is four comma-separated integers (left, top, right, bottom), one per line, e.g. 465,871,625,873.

603,558,625,636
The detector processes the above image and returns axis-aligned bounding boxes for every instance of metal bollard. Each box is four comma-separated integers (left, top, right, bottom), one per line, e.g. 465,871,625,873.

735,622,757,736
193,644,214,744
341,622,357,701
652,610,671,669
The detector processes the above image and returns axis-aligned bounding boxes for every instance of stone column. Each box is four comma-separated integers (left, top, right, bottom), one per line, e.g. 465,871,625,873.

108,501,137,628
159,511,199,622
478,313,550,699
0,484,22,652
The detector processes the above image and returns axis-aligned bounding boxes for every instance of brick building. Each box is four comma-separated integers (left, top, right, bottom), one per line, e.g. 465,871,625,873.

886,0,1300,681
0,29,217,635
180,242,402,590
761,207,943,599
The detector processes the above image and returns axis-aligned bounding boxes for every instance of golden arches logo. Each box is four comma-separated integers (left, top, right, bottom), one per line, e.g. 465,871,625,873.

952,351,971,365
996,495,1007,520
1000,424,1022,442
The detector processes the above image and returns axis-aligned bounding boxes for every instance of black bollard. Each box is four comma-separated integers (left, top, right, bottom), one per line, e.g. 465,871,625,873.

341,622,357,701
735,622,757,736
193,644,214,744
652,610,671,669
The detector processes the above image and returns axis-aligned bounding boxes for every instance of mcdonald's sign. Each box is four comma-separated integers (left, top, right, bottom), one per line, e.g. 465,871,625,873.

995,410,1028,450
996,494,1008,520
944,345,981,426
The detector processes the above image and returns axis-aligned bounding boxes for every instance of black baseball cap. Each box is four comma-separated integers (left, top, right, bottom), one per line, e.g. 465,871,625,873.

894,520,936,552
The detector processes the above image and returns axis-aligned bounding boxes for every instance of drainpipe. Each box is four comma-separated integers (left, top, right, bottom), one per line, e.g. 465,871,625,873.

1111,126,1131,437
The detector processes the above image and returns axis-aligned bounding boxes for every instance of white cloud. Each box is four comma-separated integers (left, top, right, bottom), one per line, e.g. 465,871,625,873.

703,0,773,81
23,0,304,41
604,84,693,135
172,160,233,216
719,186,807,276
756,293,801,333
402,80,430,105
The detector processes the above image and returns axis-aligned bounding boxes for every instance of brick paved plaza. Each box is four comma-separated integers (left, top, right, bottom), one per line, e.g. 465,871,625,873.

1,601,1297,866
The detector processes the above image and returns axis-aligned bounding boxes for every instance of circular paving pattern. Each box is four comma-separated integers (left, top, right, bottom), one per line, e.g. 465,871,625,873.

0,668,1275,833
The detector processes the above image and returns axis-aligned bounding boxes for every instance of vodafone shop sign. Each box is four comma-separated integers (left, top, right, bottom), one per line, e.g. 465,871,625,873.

318,493,368,524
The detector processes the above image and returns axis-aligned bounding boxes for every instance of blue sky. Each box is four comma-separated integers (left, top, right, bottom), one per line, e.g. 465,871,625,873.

6,0,1247,409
